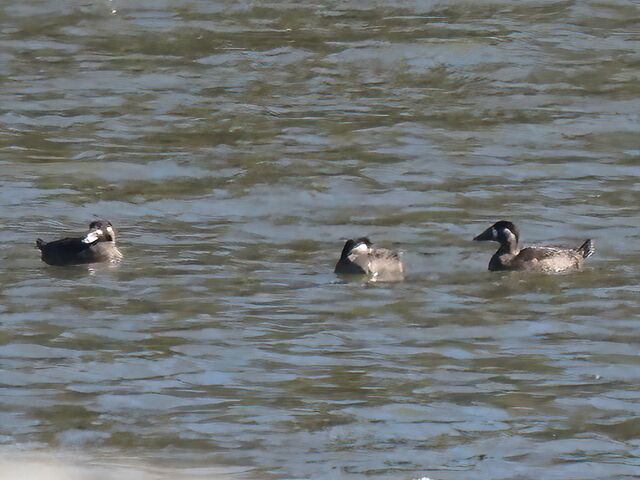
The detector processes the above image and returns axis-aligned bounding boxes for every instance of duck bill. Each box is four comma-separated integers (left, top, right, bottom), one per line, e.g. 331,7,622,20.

82,228,103,244
473,227,495,242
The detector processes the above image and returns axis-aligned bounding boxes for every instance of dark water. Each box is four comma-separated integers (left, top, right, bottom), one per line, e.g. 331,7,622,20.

1,1,639,479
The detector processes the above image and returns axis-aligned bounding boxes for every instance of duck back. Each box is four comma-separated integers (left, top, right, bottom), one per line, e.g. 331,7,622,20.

37,237,95,266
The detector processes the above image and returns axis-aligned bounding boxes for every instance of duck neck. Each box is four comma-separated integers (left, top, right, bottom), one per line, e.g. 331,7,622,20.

489,239,519,270
497,238,519,256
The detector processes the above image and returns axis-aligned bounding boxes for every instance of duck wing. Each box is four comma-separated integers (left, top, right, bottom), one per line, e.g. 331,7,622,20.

341,248,404,279
37,237,94,254
516,246,567,262
368,248,404,274
515,246,582,272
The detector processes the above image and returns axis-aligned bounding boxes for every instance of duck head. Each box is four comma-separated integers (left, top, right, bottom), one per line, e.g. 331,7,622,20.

474,220,519,248
83,220,117,244
340,237,372,259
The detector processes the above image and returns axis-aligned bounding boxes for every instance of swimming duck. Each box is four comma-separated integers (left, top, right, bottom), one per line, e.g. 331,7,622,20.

473,220,594,273
335,237,404,281
36,220,123,266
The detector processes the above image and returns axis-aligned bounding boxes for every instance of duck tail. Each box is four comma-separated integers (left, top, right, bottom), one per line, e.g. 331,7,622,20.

36,238,45,250
577,239,594,259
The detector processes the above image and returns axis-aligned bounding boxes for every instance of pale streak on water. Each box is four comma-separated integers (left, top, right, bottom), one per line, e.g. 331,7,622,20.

1,1,639,479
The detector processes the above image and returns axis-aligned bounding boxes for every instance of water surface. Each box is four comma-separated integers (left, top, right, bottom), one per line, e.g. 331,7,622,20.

1,1,639,479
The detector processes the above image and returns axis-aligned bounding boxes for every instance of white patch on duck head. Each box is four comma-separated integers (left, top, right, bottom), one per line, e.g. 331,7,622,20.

491,227,498,240
502,228,517,244
350,242,370,255
82,229,102,244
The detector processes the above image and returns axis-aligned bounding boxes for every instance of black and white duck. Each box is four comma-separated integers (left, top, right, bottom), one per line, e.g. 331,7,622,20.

474,220,594,273
335,237,404,281
36,220,123,266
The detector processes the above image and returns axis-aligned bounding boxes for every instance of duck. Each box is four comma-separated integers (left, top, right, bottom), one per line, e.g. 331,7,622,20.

36,220,123,266
473,220,594,273
334,237,404,281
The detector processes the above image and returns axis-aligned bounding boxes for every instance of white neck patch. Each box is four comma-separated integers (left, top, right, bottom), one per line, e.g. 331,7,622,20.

503,228,517,244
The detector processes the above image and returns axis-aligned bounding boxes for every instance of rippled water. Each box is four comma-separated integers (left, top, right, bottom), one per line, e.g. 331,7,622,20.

1,1,639,479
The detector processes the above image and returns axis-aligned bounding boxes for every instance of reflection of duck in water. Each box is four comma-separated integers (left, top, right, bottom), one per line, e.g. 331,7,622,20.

335,237,404,282
474,220,594,273
36,220,123,266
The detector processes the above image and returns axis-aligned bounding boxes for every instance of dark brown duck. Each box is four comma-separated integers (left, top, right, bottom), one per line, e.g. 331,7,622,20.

335,237,404,282
474,220,594,273
36,220,123,266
